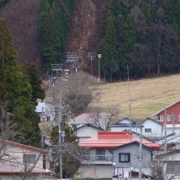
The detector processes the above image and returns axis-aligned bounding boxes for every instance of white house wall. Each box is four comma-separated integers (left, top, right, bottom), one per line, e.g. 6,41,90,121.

35,101,55,121
77,126,100,141
142,121,163,138
4,144,45,169
0,143,50,172
165,125,180,135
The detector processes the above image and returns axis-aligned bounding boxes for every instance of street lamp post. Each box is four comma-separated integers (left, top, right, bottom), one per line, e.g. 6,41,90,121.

112,162,116,177
130,166,133,180
97,54,101,85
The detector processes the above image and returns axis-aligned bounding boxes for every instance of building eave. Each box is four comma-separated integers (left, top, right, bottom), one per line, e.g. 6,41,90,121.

152,100,180,116
0,139,48,154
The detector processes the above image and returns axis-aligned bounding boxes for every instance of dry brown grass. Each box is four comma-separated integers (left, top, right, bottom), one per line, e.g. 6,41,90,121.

89,74,180,121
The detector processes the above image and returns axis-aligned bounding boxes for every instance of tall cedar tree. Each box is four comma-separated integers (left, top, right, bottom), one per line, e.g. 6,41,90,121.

38,0,67,70
0,18,45,146
100,13,120,81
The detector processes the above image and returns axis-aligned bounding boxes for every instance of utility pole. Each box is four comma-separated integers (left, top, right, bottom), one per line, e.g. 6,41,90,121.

172,112,175,134
127,64,132,132
139,125,142,180
98,54,101,85
2,40,5,101
59,117,62,179
164,107,167,153
55,103,63,179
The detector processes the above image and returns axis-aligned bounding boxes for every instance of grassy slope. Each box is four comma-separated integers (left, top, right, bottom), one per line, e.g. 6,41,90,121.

89,74,180,121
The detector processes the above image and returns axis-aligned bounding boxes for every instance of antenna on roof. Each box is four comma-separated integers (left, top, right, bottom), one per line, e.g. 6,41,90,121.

127,64,132,132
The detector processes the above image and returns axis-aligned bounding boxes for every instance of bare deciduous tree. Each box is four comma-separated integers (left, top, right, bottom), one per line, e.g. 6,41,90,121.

48,71,97,116
89,108,119,131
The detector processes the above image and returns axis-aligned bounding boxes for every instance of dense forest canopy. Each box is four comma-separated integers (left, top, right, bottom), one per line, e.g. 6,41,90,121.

37,0,74,70
0,0,180,81
99,0,180,81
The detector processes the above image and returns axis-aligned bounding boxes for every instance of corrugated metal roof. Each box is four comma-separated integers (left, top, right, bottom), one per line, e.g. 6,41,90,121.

79,131,161,149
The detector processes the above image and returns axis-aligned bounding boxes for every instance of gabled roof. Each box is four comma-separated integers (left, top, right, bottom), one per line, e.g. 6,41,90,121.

68,113,110,130
112,141,153,152
112,117,136,124
0,139,48,154
142,117,163,126
111,117,141,127
76,123,104,131
79,131,161,149
152,100,180,116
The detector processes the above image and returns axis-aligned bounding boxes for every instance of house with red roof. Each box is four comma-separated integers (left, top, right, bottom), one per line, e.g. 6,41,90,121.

78,131,161,179
0,139,51,180
152,100,180,135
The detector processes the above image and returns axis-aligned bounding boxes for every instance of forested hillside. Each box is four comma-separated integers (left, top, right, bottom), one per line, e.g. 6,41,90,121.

0,0,180,80
99,0,180,81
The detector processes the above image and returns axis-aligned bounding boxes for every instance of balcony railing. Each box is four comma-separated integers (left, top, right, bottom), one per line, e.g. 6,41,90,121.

82,155,112,161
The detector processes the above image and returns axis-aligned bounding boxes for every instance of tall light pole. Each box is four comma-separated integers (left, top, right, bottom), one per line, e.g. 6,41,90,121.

98,54,101,85
112,162,116,177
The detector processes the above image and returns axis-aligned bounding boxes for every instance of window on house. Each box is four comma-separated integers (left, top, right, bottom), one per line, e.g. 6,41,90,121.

145,128,151,132
83,149,90,160
47,116,50,121
159,115,164,121
167,163,180,174
167,115,172,121
119,153,130,162
178,115,180,121
96,149,105,160
23,154,36,164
